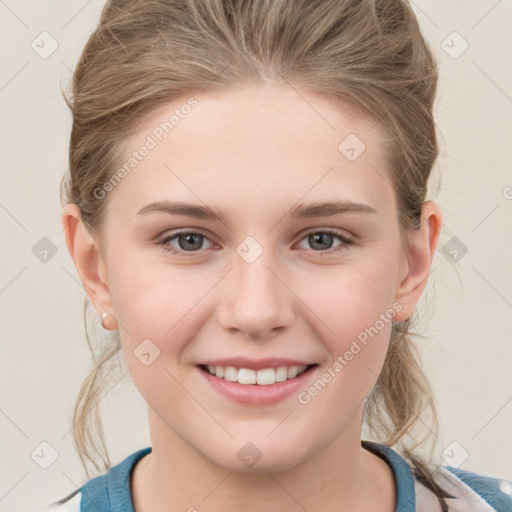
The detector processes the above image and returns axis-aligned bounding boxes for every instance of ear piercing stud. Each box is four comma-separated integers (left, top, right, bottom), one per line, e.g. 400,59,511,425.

101,312,109,329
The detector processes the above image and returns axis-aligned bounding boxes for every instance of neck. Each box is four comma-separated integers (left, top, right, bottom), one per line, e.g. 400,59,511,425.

131,408,395,512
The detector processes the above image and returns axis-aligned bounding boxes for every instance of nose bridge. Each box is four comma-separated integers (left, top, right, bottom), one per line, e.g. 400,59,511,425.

218,241,294,337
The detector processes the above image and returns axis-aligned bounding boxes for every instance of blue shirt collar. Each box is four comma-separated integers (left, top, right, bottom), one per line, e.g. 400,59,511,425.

81,442,416,511
362,440,416,511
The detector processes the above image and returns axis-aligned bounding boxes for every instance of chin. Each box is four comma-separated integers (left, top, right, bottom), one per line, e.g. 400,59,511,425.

205,438,311,475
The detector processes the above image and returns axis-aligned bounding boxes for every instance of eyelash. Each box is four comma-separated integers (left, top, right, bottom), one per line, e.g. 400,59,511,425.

157,229,355,257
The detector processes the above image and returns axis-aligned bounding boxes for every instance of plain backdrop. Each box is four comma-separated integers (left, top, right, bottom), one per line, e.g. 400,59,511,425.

0,1,511,510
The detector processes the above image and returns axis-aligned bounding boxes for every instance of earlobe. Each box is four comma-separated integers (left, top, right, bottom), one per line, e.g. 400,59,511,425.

61,204,118,330
392,201,442,322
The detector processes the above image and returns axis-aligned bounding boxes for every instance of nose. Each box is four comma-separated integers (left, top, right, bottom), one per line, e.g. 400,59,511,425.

216,248,296,339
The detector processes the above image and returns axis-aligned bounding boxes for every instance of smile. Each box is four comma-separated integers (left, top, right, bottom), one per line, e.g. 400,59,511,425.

200,364,312,385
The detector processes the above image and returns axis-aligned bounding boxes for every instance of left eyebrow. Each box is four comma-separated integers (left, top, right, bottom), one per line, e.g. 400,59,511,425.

284,200,377,220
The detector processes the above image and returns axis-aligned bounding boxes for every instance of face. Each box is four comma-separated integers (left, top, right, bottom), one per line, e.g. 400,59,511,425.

88,83,414,473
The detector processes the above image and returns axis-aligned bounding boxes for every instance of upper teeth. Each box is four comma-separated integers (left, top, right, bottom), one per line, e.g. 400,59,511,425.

206,365,308,385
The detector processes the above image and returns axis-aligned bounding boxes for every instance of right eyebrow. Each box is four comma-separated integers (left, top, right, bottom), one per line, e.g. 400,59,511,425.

137,201,231,223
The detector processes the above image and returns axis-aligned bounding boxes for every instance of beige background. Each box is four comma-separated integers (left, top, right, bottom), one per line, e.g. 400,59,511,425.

0,1,511,510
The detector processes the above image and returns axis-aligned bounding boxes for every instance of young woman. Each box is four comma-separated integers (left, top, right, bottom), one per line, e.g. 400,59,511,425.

50,0,512,510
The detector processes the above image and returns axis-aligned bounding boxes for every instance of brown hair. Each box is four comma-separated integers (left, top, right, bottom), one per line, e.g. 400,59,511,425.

60,0,452,508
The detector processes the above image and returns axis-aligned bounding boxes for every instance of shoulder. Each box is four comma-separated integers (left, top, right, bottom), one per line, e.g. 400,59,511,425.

417,464,512,512
443,466,512,512
362,440,511,512
43,447,151,511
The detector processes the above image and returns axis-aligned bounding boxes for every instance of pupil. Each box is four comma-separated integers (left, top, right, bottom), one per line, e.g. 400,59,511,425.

180,234,202,250
310,233,332,250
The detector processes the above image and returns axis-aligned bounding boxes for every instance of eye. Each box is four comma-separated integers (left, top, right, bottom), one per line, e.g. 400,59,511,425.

156,228,354,258
296,229,354,253
157,231,214,256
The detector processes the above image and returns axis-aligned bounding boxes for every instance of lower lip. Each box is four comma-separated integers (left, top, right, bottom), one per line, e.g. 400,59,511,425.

196,365,318,405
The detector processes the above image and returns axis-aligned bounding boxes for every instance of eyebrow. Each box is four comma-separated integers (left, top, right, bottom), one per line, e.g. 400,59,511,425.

286,201,377,219
137,199,377,223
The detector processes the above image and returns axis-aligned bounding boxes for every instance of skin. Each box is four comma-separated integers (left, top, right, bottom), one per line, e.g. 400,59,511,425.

62,82,442,511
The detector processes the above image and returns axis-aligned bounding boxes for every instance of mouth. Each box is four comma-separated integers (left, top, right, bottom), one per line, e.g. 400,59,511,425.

198,363,318,386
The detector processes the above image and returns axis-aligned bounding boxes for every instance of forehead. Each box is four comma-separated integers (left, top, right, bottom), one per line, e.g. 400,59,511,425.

106,83,395,221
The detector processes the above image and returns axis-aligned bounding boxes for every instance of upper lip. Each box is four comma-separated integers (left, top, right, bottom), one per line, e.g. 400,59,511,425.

197,358,316,371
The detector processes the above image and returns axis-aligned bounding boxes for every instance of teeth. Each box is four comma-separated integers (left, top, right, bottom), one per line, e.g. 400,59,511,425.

204,364,309,385
256,368,274,385
275,366,288,382
287,366,298,379
239,368,257,385
224,366,238,382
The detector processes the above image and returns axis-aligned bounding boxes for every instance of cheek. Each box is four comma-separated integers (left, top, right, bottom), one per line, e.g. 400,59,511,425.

108,256,207,337
294,254,399,397
110,264,211,416
108,260,221,390
300,253,400,340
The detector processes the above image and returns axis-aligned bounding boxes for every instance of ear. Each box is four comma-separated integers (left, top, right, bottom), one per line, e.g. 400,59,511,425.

392,201,442,321
61,203,118,330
